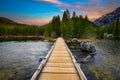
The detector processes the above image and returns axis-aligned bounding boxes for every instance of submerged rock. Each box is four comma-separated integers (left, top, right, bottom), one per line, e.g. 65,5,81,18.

39,56,44,62
80,55,92,63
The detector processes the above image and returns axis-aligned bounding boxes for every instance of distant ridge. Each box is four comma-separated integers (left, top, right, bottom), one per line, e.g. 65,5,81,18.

0,17,17,24
94,7,120,27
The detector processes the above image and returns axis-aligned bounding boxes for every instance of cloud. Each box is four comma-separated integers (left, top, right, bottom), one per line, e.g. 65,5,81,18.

34,0,71,8
15,18,51,25
35,0,62,5
90,0,101,2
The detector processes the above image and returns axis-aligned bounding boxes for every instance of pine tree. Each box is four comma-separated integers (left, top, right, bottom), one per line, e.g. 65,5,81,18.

113,18,120,37
61,9,71,37
72,11,76,19
62,9,70,24
85,15,88,20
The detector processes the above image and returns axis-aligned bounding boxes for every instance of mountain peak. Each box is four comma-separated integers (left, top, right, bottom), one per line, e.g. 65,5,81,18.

94,7,120,27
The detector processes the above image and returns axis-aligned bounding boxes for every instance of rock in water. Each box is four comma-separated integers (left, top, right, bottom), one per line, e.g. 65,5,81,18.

80,41,96,53
80,55,92,63
71,38,79,43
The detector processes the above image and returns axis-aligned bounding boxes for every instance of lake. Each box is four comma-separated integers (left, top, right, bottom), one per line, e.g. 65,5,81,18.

0,40,120,80
0,41,52,80
68,40,120,80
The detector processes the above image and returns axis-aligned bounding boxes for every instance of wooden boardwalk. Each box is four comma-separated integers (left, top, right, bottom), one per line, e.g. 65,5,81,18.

31,38,87,80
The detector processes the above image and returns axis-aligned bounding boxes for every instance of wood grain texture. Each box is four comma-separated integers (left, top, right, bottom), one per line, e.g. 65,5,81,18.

37,38,80,80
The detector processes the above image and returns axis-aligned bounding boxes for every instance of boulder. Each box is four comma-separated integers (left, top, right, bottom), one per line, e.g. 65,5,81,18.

80,41,96,53
71,38,79,43
53,39,56,42
44,40,48,42
66,40,70,43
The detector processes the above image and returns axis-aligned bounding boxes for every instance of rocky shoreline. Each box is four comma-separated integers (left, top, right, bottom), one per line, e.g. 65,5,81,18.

66,39,97,63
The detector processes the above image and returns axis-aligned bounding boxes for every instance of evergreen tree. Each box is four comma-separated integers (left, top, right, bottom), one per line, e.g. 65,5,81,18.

72,11,76,19
61,9,71,37
85,15,88,20
113,18,120,37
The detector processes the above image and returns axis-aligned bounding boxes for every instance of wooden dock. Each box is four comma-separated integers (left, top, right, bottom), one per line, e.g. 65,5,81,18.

31,38,87,80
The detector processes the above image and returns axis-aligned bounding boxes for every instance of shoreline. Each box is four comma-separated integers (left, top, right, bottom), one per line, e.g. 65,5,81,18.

0,36,44,42
0,36,56,42
0,35,44,38
0,36,119,42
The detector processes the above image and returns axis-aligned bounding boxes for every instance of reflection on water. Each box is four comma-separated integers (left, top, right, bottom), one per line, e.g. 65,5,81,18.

68,40,120,80
0,41,52,80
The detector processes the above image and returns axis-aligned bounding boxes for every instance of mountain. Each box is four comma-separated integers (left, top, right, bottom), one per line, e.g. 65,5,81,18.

94,7,120,27
0,17,17,24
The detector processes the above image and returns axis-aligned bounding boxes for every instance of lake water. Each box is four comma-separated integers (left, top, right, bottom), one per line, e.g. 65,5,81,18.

0,41,52,80
68,40,120,80
0,40,120,80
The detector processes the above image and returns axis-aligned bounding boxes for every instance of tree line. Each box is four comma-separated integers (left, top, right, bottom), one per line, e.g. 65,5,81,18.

44,9,120,39
44,9,99,38
0,23,45,36
106,18,120,38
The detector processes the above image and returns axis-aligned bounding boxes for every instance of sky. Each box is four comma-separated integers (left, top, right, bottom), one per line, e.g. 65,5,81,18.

0,0,120,25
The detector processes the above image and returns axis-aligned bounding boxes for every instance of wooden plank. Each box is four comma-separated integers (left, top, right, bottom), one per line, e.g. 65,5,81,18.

42,67,77,73
52,51,69,54
38,73,80,80
54,45,66,49
53,48,67,50
49,57,71,60
45,63,74,68
48,57,72,63
51,54,70,57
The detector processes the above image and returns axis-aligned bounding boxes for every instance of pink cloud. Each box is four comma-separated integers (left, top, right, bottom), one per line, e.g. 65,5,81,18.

74,4,117,20
15,18,51,25
90,0,101,2
35,0,62,5
35,0,71,7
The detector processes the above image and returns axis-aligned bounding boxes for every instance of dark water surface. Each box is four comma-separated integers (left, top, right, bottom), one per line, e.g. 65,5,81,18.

68,40,120,80
0,41,52,80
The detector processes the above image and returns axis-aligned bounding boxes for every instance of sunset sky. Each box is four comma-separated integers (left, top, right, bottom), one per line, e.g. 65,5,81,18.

0,0,120,25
